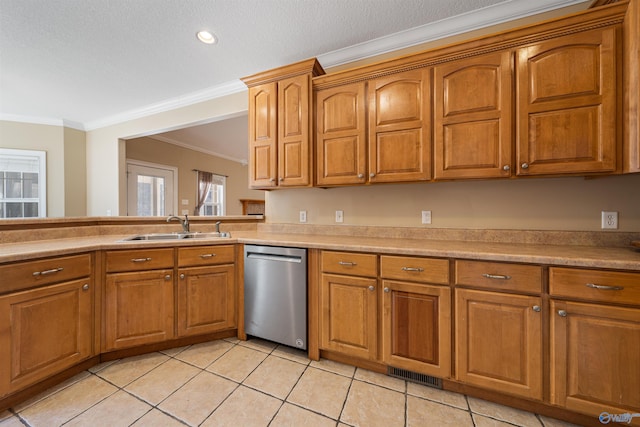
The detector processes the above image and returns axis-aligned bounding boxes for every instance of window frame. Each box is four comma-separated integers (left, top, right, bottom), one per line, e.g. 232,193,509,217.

198,174,226,217
0,148,47,218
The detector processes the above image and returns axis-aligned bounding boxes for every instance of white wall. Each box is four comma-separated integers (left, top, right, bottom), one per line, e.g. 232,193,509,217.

85,91,247,216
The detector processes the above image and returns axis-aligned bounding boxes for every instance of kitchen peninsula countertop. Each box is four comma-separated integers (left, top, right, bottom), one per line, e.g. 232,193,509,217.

0,229,638,271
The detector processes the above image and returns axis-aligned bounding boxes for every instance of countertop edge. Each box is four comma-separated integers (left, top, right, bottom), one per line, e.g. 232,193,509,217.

1,232,637,271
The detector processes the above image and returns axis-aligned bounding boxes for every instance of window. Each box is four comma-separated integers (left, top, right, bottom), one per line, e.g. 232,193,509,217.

0,149,46,218
195,171,225,216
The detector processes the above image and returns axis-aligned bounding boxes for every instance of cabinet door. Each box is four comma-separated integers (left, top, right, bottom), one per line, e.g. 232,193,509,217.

368,69,431,183
550,300,640,418
382,280,451,378
0,279,93,397
434,51,513,179
316,82,367,186
320,273,377,360
248,82,278,188
278,74,311,187
177,265,236,337
104,269,174,351
516,27,618,175
455,289,542,399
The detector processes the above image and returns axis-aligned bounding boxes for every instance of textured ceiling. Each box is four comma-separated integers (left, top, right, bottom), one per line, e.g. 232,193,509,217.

0,0,591,162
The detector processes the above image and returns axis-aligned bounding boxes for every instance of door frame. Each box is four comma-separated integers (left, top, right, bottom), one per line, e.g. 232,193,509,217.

126,160,178,216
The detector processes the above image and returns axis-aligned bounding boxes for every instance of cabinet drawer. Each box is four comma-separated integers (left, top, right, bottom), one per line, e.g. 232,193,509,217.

321,251,377,277
178,245,235,267
549,267,640,305
380,255,449,284
105,248,174,272
0,254,92,294
455,260,542,293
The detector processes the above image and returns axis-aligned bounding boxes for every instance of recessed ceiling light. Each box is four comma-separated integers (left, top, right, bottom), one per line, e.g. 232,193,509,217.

196,30,217,44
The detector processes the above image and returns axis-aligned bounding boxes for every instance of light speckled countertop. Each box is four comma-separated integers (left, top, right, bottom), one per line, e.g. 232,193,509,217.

1,230,638,271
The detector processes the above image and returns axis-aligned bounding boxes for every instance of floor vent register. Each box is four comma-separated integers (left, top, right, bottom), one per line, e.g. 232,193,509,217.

387,366,443,389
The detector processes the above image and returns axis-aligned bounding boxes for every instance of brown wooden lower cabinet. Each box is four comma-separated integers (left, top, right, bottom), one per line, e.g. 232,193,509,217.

0,279,93,397
381,280,451,378
455,288,543,400
103,269,175,351
550,300,640,419
320,273,378,360
177,265,236,337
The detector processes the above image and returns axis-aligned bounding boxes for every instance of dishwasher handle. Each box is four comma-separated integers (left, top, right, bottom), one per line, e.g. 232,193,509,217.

246,252,302,263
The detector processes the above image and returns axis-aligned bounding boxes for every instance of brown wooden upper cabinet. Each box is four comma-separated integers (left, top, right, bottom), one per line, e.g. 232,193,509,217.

516,27,619,176
316,69,431,186
433,51,513,180
242,58,324,189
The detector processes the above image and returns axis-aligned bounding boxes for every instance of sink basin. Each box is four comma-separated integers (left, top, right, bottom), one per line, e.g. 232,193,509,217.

120,231,231,241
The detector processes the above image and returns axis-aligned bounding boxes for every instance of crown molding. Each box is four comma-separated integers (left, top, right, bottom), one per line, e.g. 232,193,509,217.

149,134,248,165
4,0,589,131
83,79,247,131
317,0,591,67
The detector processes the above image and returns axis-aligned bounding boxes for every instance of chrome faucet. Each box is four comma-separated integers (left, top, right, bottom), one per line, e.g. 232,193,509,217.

215,221,221,233
167,215,189,233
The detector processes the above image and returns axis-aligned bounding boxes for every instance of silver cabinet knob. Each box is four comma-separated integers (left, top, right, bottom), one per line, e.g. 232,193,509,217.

180,273,185,279
270,178,275,182
558,310,567,317
357,173,364,179
368,285,375,291
532,305,541,312
384,287,390,293
82,284,90,291
369,173,375,178
165,274,171,280
503,165,510,171
279,177,284,182
521,162,529,169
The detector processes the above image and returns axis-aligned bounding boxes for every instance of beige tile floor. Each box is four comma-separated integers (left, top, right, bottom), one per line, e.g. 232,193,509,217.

0,338,582,427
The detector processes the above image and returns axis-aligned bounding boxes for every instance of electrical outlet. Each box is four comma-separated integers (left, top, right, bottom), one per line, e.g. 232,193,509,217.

299,210,307,223
601,211,618,229
421,210,432,225
181,199,189,205
335,210,344,223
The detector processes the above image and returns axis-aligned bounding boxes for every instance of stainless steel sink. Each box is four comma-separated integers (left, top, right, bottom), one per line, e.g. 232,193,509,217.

120,231,231,241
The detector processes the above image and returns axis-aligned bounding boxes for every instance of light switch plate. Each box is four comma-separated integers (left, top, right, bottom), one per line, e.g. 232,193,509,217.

335,210,344,223
299,210,307,223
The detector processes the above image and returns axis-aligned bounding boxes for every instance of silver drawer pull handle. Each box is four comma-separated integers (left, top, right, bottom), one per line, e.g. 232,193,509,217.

384,287,390,293
585,283,624,291
558,310,567,317
482,273,511,280
33,267,64,276
200,254,216,259
338,261,357,266
165,275,171,280
532,305,541,312
82,284,90,291
402,267,424,272
368,285,375,291
131,257,152,263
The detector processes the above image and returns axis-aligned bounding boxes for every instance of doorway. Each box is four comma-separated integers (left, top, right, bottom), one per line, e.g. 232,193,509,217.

126,160,177,216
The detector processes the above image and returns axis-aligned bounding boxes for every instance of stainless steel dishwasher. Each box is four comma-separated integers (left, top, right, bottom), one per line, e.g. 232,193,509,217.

244,245,307,350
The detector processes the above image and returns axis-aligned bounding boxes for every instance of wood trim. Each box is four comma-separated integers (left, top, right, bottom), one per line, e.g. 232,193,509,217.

241,58,325,87
0,356,99,413
99,329,237,362
313,3,627,90
443,379,605,427
236,244,246,341
307,249,320,361
623,0,640,172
